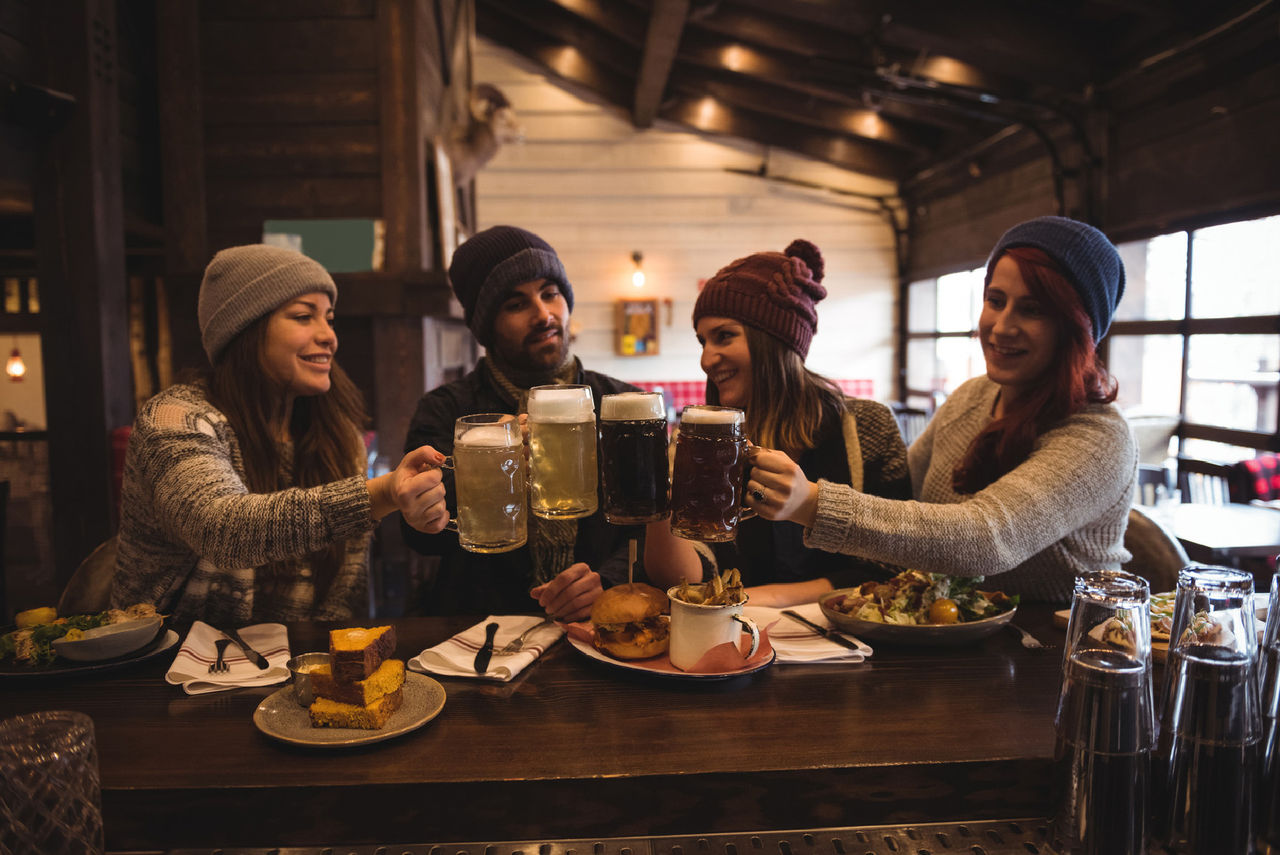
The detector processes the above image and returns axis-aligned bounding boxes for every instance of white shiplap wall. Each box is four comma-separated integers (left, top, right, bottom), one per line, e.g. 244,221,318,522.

473,41,900,399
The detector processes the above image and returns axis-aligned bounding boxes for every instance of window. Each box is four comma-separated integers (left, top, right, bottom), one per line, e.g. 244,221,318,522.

901,214,1280,461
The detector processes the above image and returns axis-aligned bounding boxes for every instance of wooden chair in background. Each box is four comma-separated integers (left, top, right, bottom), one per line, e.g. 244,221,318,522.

1123,506,1190,593
1176,456,1234,505
57,536,118,616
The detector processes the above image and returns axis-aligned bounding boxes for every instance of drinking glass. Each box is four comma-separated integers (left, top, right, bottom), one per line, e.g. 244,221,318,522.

1257,568,1280,852
669,405,750,542
444,413,527,553
599,391,669,525
1049,570,1154,855
0,710,104,855
1153,565,1259,854
528,384,598,520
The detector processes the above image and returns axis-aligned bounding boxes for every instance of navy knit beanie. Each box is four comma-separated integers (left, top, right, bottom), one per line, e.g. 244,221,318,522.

692,239,827,359
985,216,1125,342
447,225,573,348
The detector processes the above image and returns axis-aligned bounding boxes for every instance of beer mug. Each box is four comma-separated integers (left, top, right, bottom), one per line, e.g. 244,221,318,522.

443,413,527,553
669,405,751,542
599,391,670,525
528,384,598,520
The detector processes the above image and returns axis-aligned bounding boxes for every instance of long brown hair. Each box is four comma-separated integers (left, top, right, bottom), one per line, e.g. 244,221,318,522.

205,314,368,595
951,246,1118,494
705,326,845,458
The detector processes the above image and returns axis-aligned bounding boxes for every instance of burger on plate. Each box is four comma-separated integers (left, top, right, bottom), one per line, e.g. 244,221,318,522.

590,583,671,660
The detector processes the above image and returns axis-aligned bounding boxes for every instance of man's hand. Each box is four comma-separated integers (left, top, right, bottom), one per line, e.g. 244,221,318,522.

529,562,603,621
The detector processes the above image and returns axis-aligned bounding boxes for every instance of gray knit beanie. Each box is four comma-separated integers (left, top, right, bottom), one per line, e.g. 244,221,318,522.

985,216,1125,342
197,244,339,362
447,225,573,348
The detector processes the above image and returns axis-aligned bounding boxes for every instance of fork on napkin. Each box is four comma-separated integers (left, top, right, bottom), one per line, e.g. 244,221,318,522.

409,616,564,681
744,603,872,663
165,621,291,695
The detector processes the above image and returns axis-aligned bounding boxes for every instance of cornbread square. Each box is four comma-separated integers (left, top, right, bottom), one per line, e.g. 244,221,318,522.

309,687,404,730
328,625,396,681
310,658,405,707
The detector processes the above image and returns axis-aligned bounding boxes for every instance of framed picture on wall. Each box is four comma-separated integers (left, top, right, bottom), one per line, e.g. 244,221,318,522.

615,299,659,356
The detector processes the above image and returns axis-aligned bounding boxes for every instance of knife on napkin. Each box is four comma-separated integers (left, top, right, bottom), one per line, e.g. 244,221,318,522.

474,621,499,674
781,610,863,652
226,627,269,670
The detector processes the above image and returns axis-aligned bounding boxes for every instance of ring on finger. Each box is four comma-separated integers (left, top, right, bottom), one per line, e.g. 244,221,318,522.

748,487,766,503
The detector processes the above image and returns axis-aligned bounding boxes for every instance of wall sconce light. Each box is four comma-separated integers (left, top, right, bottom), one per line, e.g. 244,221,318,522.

6,343,26,381
631,251,645,288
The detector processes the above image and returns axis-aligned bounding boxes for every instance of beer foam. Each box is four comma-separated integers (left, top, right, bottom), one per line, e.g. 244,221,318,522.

601,392,664,421
680,405,743,425
528,386,594,422
457,424,519,448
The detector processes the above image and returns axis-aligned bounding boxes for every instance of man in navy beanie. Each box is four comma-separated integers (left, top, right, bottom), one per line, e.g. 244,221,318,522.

402,226,671,620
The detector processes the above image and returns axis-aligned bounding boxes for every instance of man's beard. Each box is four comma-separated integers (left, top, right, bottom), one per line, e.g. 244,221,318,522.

496,323,568,371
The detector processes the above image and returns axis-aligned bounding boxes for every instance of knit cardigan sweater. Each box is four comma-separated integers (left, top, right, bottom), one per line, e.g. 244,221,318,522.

110,383,375,625
805,376,1138,602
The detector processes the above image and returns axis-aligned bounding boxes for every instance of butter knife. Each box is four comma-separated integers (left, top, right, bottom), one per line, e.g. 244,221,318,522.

781,610,863,652
473,621,499,674
226,627,269,670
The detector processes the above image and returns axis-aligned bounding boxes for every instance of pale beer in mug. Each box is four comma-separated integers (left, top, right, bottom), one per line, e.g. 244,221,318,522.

448,414,527,553
528,384,598,520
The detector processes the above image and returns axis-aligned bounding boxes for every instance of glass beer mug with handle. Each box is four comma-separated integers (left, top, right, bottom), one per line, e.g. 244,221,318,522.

669,405,751,542
599,391,670,525
1049,570,1154,855
442,413,527,554
528,384,598,520
1256,570,1280,853
1154,565,1259,855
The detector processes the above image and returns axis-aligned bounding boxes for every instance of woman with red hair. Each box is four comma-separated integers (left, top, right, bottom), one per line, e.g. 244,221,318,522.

747,216,1137,602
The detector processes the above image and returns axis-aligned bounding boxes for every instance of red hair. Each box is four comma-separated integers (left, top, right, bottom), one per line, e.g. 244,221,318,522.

952,246,1118,494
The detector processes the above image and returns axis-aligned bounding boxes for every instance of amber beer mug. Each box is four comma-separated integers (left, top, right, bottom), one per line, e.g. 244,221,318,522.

599,392,670,525
669,405,749,542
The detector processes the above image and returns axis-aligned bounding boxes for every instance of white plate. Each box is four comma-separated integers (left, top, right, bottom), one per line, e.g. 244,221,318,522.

253,672,446,747
566,633,775,680
51,617,164,662
819,589,1016,646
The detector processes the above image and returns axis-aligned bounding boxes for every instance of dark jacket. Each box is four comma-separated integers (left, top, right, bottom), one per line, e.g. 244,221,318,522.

402,359,645,615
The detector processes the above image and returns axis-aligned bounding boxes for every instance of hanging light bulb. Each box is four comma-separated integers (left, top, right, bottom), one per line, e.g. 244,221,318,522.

6,345,25,381
631,250,645,288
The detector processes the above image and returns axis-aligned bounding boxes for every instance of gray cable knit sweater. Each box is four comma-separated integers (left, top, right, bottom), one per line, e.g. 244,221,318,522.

110,383,375,625
805,376,1138,602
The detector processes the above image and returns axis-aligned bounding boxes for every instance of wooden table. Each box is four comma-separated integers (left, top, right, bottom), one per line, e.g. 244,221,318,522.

0,607,1065,852
1152,502,1280,564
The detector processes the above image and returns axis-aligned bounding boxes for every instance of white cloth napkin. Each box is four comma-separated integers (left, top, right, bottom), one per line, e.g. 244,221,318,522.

165,620,291,695
409,615,564,682
744,603,873,663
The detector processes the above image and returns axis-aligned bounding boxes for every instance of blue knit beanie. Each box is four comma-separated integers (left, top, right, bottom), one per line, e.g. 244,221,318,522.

985,216,1125,342
447,226,574,348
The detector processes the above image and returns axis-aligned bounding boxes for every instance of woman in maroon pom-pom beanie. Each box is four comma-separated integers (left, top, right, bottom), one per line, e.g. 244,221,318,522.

646,240,913,608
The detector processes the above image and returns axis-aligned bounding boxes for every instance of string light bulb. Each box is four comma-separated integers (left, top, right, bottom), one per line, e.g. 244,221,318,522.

6,344,25,381
631,250,645,288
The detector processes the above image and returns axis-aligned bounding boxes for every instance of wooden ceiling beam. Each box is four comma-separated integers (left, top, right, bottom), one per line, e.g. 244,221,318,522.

661,93,908,180
477,0,639,80
633,0,689,128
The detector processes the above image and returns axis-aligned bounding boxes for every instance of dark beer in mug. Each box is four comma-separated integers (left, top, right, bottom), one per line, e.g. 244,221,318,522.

669,405,748,542
599,392,669,525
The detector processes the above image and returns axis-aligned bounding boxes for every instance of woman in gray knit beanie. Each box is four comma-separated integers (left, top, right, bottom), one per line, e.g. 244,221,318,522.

738,217,1137,604
112,244,450,625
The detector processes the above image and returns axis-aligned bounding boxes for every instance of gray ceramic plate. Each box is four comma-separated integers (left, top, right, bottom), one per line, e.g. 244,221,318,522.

51,617,164,662
253,672,446,747
819,589,1016,646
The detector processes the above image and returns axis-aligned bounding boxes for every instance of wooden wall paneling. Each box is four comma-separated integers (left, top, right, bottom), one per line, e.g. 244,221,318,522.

33,0,133,581
202,71,379,125
0,0,32,78
204,123,380,177
200,18,376,75
156,0,207,375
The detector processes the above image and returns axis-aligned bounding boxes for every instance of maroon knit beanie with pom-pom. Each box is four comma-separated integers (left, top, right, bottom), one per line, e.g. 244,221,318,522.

692,239,827,359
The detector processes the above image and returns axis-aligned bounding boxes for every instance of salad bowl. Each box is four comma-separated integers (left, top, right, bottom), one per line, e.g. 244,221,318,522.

819,588,1016,646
